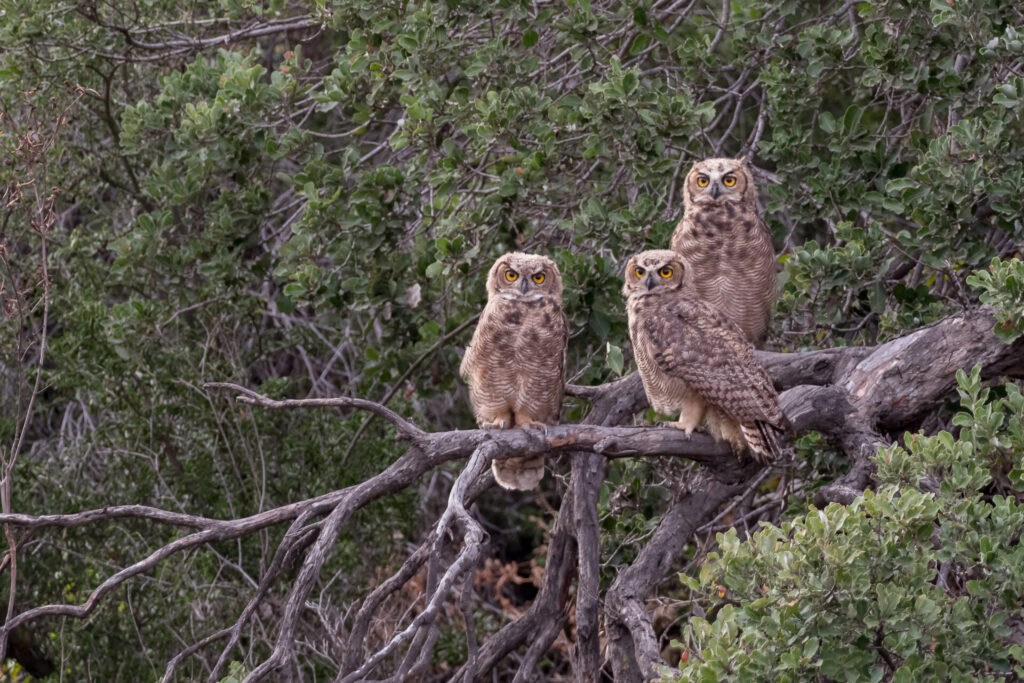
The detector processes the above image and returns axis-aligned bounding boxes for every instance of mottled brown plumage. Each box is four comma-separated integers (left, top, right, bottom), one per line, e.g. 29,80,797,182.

669,157,777,345
622,250,790,464
461,253,569,489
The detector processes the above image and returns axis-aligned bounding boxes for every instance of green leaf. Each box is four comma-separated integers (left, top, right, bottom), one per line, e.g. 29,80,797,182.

819,111,836,133
277,294,295,314
606,342,624,376
629,34,650,55
622,72,638,94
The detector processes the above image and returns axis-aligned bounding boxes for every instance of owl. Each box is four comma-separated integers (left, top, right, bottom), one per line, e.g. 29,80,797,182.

622,250,790,464
669,157,777,345
460,253,570,490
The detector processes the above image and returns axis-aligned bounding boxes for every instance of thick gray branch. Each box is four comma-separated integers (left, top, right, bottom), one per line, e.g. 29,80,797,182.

605,467,759,681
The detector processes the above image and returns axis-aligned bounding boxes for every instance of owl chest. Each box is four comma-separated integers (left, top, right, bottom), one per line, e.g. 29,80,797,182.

680,221,774,330
480,301,562,377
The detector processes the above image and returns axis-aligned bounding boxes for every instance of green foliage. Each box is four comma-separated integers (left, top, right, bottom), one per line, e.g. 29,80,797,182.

669,366,1024,681
218,661,250,683
968,258,1024,343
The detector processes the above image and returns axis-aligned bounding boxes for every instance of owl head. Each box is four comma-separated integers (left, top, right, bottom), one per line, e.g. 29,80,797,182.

486,252,563,301
621,250,687,299
685,156,754,206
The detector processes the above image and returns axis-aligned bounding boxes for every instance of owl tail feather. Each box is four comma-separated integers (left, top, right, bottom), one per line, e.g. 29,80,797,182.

492,456,545,491
740,421,792,465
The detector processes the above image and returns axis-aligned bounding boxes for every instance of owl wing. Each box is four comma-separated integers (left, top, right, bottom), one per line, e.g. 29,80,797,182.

641,297,785,429
459,331,476,380
558,309,570,386
459,331,477,380
460,307,492,380
552,308,571,418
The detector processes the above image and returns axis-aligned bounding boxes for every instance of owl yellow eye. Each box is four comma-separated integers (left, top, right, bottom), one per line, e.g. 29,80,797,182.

531,272,545,284
696,175,710,188
635,267,646,279
505,270,519,282
659,266,673,278
722,174,737,187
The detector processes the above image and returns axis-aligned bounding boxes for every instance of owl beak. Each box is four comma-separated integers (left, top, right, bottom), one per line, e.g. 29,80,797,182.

711,183,720,199
520,278,529,295
644,273,655,291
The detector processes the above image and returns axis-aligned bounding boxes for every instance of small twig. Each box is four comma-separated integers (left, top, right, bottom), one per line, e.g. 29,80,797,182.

708,0,731,54
126,585,159,678
204,382,427,442
696,468,774,533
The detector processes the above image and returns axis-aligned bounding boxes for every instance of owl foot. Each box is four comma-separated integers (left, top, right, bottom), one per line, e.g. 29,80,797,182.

515,419,549,436
658,420,703,436
480,416,510,430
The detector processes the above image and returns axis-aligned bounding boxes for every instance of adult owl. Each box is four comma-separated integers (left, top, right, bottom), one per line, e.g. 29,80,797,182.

460,253,569,490
622,250,790,464
669,157,776,345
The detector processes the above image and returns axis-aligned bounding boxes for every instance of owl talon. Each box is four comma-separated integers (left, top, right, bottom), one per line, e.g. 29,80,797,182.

521,422,549,436
658,420,699,435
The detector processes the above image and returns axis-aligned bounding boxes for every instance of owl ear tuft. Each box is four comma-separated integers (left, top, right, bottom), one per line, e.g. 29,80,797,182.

736,154,748,165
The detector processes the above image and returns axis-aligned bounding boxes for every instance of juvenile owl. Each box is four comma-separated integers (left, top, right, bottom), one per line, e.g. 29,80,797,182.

669,157,777,345
623,250,790,464
460,253,569,490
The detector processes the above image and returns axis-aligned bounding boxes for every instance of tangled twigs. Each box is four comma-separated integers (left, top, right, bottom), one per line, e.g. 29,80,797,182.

338,443,491,683
0,84,88,665
201,512,321,683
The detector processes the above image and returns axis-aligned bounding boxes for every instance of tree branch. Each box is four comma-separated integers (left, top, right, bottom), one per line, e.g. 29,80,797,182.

204,382,428,442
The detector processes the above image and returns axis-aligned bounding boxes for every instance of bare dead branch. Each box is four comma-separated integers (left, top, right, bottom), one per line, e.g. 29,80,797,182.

449,483,577,682
512,607,570,683
203,382,427,441
202,513,322,683
78,11,320,53
337,443,492,683
605,467,759,681
0,506,219,531
339,540,433,676
460,571,480,677
570,451,605,681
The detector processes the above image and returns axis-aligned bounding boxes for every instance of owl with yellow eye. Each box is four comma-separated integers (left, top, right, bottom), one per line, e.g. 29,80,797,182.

622,250,791,464
669,157,777,346
460,253,570,490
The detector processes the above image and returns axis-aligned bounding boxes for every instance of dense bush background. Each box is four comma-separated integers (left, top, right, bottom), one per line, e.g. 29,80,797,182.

0,0,1022,679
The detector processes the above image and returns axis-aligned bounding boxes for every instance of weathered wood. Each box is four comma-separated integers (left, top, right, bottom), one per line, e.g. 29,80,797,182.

570,451,606,682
